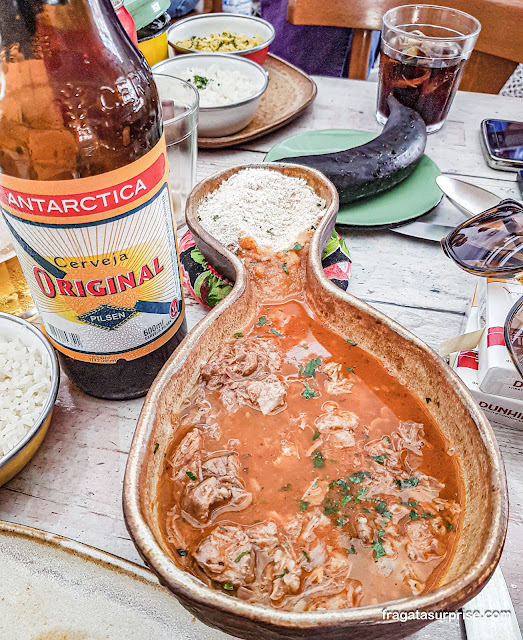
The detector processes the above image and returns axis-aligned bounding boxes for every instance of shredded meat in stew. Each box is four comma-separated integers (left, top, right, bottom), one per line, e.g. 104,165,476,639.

158,234,462,611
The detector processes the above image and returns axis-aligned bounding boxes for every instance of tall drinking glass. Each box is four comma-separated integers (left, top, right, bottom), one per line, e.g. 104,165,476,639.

0,217,36,319
153,74,199,226
377,4,481,133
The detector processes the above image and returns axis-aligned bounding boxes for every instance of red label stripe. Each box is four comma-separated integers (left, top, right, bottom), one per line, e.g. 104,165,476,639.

456,351,479,370
487,326,506,347
0,154,165,219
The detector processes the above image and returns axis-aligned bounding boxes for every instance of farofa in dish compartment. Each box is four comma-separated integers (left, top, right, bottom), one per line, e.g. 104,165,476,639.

176,31,263,53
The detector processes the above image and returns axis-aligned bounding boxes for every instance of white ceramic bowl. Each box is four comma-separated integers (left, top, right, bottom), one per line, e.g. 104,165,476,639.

153,54,269,138
167,13,275,65
0,313,60,487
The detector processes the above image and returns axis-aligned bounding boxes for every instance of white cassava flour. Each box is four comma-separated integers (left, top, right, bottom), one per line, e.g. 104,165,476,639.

196,168,327,253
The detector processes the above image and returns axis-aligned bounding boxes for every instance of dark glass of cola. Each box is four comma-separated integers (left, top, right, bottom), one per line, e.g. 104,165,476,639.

377,5,481,133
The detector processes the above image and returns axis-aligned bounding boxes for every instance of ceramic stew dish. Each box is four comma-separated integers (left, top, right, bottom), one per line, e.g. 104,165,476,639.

124,164,508,640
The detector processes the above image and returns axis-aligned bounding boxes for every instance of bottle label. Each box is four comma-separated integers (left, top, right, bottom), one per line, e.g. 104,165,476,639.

0,137,185,364
222,0,252,15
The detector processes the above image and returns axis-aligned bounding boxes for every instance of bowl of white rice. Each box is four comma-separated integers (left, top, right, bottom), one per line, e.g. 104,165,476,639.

154,53,269,137
0,312,59,487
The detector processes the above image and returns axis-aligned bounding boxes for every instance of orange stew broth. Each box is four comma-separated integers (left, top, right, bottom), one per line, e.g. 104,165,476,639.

158,238,463,610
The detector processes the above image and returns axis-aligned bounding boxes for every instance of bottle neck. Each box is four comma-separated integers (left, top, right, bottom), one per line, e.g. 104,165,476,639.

0,0,131,62
0,0,160,180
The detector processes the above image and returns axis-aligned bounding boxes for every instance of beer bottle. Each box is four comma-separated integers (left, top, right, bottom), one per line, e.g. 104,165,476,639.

0,0,187,399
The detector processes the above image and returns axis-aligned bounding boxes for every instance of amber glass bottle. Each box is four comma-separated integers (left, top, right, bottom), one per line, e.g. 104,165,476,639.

0,0,187,399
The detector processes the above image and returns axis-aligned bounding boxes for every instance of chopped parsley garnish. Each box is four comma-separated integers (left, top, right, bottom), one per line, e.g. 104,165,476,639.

335,516,347,527
324,498,340,515
376,500,388,515
292,242,303,250
153,442,159,454
345,338,356,345
274,569,289,579
186,470,197,481
302,550,310,562
421,512,434,519
336,478,349,491
362,507,371,514
446,521,454,531
348,471,370,484
348,546,355,554
355,486,368,502
279,483,292,492
223,581,234,591
193,74,210,89
303,357,321,378
384,436,391,444
372,454,386,465
395,477,419,489
233,332,243,338
302,382,318,399
342,494,353,506
312,449,325,468
282,262,289,275
256,316,268,326
372,539,386,559
401,500,418,507
299,499,310,511
270,328,283,337
312,430,321,441
234,551,251,563
410,510,418,520
301,343,309,349
213,214,220,221
345,367,355,373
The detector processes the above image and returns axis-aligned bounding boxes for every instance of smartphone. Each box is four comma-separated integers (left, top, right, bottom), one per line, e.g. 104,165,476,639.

481,119,523,171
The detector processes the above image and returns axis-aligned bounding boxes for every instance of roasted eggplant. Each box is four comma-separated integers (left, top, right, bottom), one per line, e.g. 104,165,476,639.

278,96,427,204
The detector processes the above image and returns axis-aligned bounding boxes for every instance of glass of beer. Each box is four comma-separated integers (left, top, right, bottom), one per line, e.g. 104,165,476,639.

0,217,36,319
377,5,481,133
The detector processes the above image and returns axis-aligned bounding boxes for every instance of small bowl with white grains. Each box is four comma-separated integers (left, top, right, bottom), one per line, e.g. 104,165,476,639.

0,312,60,486
154,53,269,137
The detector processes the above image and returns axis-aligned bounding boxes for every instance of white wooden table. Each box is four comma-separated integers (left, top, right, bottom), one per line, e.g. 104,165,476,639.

1,79,522,639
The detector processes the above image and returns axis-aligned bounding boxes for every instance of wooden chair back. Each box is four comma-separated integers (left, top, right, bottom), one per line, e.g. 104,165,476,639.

287,0,523,93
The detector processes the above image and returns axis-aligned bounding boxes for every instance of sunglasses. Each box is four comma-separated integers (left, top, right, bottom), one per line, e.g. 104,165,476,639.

441,198,523,377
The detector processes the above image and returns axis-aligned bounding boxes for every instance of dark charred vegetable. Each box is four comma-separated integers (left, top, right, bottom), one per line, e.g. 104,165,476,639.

278,96,427,204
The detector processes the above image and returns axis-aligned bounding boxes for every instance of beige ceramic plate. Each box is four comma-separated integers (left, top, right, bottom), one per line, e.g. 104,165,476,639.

0,520,233,640
124,163,508,640
197,54,317,149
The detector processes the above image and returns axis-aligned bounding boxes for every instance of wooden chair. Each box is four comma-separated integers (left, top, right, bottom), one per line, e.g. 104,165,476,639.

287,0,523,93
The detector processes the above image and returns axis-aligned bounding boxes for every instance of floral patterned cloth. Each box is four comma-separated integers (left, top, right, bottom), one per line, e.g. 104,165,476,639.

179,229,352,309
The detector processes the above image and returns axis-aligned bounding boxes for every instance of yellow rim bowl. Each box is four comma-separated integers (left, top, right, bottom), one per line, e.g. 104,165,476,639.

0,312,60,488
138,31,169,67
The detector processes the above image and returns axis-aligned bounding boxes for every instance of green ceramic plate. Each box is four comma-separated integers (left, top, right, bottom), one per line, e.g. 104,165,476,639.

265,129,442,227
